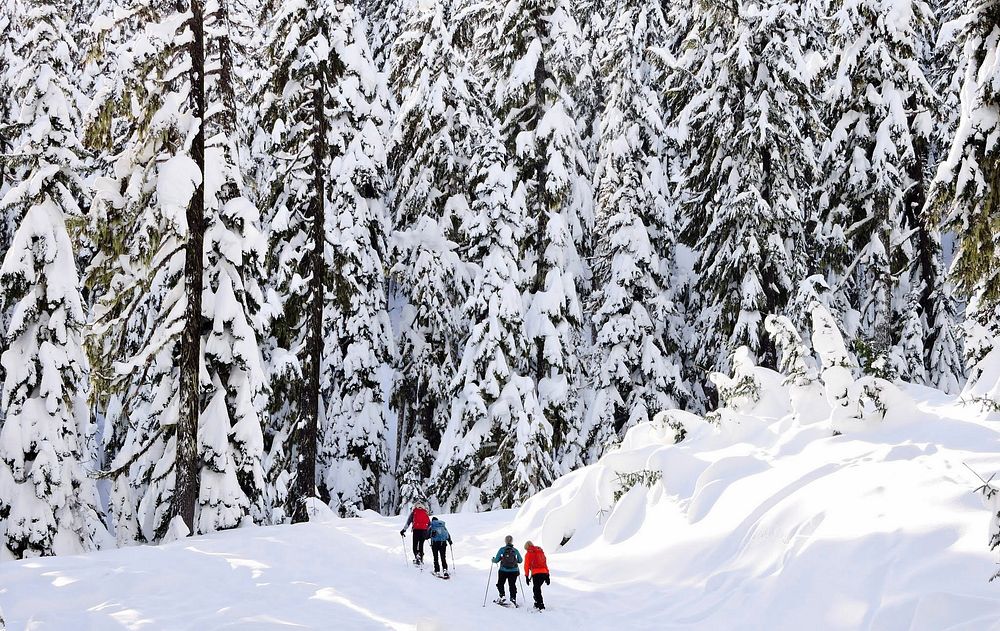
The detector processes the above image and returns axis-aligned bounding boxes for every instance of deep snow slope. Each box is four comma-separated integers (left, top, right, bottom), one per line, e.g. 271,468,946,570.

3,385,1000,630
514,382,1000,631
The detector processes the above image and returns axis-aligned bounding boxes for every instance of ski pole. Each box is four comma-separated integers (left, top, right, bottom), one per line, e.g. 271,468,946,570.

450,544,456,576
483,563,494,607
518,573,528,612
400,532,409,568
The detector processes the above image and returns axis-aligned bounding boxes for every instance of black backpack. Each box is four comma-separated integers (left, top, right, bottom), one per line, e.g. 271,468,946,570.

500,545,518,570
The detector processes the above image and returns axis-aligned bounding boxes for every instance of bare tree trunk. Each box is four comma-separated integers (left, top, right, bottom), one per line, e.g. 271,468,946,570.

291,63,327,524
174,0,206,534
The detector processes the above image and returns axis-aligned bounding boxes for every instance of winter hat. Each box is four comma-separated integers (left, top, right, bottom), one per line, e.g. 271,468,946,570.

524,540,533,550
505,535,513,545
431,517,439,522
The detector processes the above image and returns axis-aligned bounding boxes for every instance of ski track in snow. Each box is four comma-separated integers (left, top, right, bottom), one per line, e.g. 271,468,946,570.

4,388,1000,630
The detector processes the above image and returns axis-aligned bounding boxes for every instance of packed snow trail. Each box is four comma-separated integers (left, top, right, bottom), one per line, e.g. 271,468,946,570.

0,510,621,630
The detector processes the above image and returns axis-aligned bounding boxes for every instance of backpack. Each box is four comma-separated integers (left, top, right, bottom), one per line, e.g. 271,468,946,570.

432,521,450,541
500,545,518,570
413,507,430,530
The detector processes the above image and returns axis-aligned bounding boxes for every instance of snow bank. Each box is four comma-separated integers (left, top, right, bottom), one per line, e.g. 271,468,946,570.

511,336,1000,628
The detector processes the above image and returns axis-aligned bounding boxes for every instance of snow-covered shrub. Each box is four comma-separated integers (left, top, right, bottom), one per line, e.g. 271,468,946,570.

765,314,820,388
961,344,1000,415
811,303,912,432
968,467,1000,581
612,470,662,504
707,347,797,427
708,348,763,421
765,313,829,423
648,409,696,445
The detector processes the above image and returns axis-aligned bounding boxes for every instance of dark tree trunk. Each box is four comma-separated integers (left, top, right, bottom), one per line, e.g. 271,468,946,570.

291,63,327,524
174,0,206,534
758,147,778,371
531,52,550,388
904,118,937,370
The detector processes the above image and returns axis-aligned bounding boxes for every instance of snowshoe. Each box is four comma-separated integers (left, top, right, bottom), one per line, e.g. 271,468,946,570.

493,598,511,607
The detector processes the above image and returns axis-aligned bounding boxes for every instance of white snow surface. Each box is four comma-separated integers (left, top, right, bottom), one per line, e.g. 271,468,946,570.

3,385,1000,630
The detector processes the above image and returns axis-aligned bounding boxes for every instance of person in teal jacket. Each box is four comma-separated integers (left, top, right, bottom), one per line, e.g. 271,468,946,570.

492,535,523,605
428,517,452,576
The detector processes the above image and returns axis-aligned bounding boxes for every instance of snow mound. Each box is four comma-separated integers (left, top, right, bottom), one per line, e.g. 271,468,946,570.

513,342,1000,629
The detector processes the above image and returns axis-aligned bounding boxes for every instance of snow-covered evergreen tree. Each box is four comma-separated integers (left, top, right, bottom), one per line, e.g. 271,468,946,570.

670,0,822,375
258,0,393,518
359,0,411,70
0,0,23,427
254,0,319,521
819,0,957,384
485,0,593,470
431,130,556,511
317,113,394,516
86,0,265,540
923,1,968,393
0,0,22,211
386,0,477,508
932,0,1000,362
85,0,203,541
572,0,605,164
579,0,687,463
198,0,269,529
0,0,109,558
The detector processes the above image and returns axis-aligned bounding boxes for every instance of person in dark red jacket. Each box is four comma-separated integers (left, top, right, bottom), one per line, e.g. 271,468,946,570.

400,503,431,565
523,540,550,610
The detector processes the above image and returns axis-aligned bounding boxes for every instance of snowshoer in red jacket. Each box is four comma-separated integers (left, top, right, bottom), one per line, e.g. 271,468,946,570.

524,541,550,610
400,503,431,565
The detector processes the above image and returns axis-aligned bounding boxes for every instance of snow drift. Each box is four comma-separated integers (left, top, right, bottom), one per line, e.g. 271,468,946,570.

511,311,1000,629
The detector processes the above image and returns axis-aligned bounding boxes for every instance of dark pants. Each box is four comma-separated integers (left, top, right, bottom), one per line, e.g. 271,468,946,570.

412,529,429,561
496,571,517,600
431,540,448,572
531,573,549,608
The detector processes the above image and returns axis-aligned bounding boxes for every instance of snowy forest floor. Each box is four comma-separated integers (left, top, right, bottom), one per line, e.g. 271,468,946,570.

4,385,1000,630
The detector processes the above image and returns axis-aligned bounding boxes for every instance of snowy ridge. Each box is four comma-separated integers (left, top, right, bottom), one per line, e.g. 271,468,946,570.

512,357,1000,628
